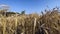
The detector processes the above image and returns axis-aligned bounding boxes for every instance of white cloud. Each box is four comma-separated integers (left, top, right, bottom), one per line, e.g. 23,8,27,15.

0,4,7,6
0,4,9,9
0,4,8,7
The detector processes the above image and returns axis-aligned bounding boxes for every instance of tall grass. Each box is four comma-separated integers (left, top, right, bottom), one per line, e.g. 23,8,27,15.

0,8,60,34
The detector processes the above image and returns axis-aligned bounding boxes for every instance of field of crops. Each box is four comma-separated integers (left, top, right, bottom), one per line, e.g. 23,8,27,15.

0,8,60,34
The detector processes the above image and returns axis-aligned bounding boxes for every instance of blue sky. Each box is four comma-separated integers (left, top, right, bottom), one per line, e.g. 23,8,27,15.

0,0,60,14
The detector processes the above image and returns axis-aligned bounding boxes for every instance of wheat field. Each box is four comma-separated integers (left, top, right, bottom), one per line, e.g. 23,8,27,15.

0,8,60,34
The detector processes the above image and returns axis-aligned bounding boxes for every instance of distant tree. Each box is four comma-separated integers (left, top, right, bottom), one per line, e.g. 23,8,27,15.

41,11,43,15
21,10,25,14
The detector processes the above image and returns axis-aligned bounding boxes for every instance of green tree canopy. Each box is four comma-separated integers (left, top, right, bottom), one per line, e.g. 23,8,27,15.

21,10,25,14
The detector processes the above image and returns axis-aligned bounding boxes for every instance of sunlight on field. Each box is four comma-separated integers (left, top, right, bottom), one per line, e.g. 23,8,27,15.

0,7,60,34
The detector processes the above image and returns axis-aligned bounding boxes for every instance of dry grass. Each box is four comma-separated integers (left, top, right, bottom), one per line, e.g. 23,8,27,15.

0,8,60,34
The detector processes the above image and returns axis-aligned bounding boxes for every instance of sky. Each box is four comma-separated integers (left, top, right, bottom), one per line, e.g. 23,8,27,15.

0,0,60,14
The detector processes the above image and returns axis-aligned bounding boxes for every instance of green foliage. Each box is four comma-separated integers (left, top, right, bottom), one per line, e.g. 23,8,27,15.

21,10,25,14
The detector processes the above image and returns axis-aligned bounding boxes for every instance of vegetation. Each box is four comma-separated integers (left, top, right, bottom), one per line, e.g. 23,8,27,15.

21,10,25,15
0,6,60,34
